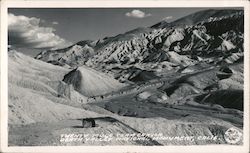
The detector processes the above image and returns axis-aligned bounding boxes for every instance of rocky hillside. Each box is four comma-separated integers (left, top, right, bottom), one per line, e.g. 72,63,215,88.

8,50,103,124
35,9,244,82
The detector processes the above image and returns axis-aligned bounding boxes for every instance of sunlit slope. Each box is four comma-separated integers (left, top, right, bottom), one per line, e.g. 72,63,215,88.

63,66,126,97
8,50,99,125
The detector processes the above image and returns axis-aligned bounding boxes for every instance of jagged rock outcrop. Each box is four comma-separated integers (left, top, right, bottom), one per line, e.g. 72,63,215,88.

36,40,96,67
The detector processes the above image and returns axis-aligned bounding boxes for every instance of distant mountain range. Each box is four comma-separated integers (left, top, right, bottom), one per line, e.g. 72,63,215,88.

35,9,244,82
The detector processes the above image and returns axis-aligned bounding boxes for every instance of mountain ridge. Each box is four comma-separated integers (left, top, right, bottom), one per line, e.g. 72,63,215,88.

35,9,244,82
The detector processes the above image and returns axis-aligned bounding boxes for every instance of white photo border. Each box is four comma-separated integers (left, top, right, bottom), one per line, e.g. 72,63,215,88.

1,0,249,153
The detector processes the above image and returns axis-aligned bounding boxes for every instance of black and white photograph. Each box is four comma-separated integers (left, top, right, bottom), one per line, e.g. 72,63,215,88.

0,0,249,153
